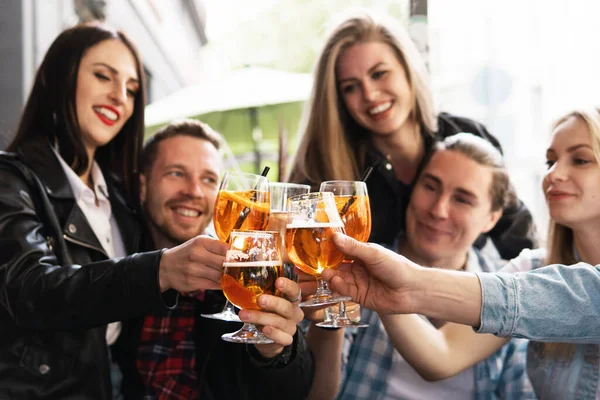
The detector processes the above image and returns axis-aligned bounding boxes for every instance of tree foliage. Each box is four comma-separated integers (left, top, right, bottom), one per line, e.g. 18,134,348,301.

204,0,408,73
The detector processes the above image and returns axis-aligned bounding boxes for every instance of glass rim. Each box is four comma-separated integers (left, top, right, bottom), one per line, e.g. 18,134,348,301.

222,171,269,180
320,180,367,187
269,182,311,190
287,191,334,202
229,229,279,238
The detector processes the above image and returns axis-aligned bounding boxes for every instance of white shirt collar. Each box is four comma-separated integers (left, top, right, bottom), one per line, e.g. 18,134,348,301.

51,146,108,201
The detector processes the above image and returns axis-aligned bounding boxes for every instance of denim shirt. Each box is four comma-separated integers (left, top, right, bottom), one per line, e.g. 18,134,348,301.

477,248,600,398
336,248,534,400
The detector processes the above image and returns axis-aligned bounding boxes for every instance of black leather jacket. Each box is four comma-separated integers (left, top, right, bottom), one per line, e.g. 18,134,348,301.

0,138,174,399
367,113,537,259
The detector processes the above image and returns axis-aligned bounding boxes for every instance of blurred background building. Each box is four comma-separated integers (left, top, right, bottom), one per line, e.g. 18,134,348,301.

0,0,208,148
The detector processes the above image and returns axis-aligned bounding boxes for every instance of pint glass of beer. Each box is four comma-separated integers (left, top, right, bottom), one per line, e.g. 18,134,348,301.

319,180,372,328
285,192,351,308
221,230,281,344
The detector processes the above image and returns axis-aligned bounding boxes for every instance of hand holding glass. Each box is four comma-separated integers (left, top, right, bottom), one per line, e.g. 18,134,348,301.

202,172,270,322
221,230,281,344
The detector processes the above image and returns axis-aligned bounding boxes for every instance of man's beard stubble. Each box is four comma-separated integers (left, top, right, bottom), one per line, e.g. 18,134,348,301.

144,207,213,248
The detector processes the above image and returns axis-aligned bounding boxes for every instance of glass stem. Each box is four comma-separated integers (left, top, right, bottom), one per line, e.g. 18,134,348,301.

337,301,349,320
314,278,332,298
223,299,235,313
240,322,257,334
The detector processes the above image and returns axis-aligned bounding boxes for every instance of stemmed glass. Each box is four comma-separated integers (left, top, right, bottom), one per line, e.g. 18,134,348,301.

266,183,311,281
285,192,351,308
221,230,281,343
201,172,270,322
318,180,371,328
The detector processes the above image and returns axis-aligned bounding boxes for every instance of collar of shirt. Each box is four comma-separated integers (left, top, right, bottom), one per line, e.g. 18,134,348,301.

51,146,109,202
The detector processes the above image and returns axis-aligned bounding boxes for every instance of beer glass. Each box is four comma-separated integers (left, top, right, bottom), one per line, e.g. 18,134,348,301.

286,192,351,307
201,172,270,322
221,230,281,343
319,180,371,328
266,182,311,281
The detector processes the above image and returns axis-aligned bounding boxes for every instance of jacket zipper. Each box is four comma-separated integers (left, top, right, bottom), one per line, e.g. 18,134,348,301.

63,234,108,258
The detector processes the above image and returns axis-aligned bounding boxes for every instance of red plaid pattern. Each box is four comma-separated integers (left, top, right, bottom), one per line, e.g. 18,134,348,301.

137,291,205,399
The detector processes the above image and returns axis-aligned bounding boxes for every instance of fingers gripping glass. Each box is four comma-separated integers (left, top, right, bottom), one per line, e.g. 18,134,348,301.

201,172,270,322
318,180,372,328
285,192,351,308
221,230,281,344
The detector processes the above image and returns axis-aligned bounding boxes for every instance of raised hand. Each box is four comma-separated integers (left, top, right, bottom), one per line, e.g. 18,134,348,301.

321,233,421,315
239,277,305,358
158,235,228,292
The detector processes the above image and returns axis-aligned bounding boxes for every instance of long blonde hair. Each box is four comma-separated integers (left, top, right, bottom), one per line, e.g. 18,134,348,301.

546,108,600,266
288,9,437,187
544,107,600,358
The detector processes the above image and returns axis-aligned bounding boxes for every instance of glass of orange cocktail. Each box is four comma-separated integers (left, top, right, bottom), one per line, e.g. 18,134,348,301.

201,172,270,322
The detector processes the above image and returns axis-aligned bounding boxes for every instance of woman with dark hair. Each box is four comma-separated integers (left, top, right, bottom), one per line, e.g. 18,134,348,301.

0,24,230,399
288,9,536,259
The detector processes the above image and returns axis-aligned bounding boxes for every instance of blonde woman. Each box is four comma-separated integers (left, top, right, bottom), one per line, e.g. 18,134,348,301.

288,9,535,259
325,108,600,398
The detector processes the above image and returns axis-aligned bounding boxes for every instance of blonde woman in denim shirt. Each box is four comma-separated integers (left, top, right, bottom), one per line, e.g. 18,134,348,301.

323,108,600,399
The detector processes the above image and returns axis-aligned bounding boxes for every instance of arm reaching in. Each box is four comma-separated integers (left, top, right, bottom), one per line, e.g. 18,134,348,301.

379,313,508,381
305,325,344,400
322,233,483,325
296,269,344,400
326,234,600,342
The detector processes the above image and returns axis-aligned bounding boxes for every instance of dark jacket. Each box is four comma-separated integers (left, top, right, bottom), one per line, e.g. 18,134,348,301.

366,112,537,259
0,138,174,399
115,283,315,399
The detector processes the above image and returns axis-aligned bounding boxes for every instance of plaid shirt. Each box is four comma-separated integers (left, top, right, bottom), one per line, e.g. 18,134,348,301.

336,248,536,400
137,291,205,400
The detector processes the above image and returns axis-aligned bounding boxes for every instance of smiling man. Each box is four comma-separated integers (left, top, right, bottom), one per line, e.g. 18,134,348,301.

326,134,534,400
139,122,221,248
113,119,313,400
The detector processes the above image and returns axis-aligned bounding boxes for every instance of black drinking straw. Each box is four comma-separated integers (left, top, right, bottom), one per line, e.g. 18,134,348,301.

226,166,270,242
359,166,374,182
339,166,374,217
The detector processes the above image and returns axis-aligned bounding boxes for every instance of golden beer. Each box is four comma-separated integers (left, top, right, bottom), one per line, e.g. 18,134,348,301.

334,195,371,242
214,190,270,242
266,211,287,261
285,223,345,277
221,261,281,310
